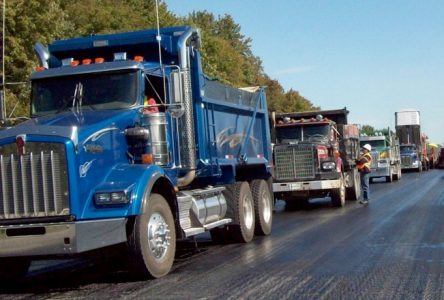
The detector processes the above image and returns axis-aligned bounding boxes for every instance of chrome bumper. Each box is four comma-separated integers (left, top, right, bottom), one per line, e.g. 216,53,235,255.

369,167,390,178
0,218,127,257
273,179,341,193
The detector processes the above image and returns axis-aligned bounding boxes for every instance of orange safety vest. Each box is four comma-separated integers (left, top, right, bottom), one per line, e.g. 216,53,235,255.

357,152,372,173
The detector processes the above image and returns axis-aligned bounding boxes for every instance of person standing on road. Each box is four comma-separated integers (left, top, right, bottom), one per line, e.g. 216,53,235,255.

357,144,372,205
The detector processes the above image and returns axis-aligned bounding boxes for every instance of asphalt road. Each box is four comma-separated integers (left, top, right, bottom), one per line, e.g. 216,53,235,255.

2,170,444,299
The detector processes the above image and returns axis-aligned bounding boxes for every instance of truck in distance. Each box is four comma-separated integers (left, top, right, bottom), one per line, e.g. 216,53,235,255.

272,108,361,209
395,110,428,172
359,132,401,182
0,26,274,280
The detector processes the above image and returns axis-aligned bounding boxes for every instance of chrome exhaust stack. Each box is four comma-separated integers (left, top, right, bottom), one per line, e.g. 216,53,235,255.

176,28,201,187
34,43,50,69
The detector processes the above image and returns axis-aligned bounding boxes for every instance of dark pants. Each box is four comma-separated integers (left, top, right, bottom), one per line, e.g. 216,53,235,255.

360,172,370,200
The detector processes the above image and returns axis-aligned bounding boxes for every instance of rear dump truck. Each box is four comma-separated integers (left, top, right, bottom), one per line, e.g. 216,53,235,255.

272,108,360,209
359,133,401,182
0,26,273,280
395,110,428,172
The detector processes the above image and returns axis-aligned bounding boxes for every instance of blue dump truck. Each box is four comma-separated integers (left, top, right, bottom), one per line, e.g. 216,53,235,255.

0,26,273,279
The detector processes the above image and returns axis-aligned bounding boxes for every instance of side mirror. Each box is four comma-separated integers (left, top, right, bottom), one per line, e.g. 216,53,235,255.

168,71,184,118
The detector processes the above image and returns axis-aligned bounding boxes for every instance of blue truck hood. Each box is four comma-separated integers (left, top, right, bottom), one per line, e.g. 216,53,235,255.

0,109,138,145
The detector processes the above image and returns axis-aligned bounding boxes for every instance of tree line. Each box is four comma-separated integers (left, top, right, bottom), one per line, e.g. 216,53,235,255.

1,0,318,121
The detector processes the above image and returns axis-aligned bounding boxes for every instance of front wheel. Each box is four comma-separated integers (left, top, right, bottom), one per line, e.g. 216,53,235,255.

346,169,361,200
126,193,176,279
251,179,273,236
331,174,346,207
386,169,393,182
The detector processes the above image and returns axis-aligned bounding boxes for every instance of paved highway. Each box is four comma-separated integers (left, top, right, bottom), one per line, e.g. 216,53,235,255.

2,170,444,299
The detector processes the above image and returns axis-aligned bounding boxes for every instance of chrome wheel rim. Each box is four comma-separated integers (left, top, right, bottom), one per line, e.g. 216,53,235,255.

261,189,272,223
147,212,171,260
243,195,254,230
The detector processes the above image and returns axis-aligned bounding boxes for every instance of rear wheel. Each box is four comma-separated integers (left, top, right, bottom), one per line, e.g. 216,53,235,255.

251,179,273,236
331,174,346,207
226,182,255,243
126,193,176,279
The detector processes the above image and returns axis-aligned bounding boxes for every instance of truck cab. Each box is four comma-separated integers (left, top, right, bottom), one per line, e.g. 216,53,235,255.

400,144,422,171
272,108,360,208
274,116,341,181
359,134,401,182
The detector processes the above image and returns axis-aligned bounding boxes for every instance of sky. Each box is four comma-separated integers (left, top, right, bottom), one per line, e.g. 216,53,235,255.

166,0,444,143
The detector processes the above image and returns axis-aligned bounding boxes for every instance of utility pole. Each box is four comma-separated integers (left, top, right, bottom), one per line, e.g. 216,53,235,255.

1,0,6,124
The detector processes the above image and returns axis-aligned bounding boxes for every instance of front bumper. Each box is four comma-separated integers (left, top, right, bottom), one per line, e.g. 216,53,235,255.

273,179,341,193
401,162,419,169
0,218,127,257
369,166,390,178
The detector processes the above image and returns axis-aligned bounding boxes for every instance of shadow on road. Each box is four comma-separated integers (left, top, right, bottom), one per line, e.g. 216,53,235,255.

0,239,213,295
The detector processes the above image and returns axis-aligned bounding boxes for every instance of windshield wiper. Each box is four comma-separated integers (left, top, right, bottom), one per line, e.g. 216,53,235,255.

73,82,83,113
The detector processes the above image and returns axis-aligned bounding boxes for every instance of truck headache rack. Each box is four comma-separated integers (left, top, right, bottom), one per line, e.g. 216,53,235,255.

0,142,70,220
274,144,315,181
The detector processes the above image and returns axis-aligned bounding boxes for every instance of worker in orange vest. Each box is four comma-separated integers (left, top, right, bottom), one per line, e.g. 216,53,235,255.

356,144,372,205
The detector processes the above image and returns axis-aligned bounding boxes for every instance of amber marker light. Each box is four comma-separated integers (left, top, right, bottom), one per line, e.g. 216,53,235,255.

141,153,154,164
95,57,104,64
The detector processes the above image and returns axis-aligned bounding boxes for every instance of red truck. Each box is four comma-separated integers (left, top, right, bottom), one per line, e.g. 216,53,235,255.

272,108,360,208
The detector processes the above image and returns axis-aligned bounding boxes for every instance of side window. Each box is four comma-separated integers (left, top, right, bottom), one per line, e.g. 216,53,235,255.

143,74,166,113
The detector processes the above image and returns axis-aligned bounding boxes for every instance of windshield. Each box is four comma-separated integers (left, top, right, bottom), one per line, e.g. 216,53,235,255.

360,139,386,150
400,145,417,152
31,70,138,116
276,124,330,143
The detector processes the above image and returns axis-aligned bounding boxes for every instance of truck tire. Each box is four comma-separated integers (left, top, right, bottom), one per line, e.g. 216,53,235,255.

0,258,30,282
386,169,393,182
126,193,176,279
331,175,346,207
251,179,273,236
393,165,400,180
346,169,361,200
226,181,255,243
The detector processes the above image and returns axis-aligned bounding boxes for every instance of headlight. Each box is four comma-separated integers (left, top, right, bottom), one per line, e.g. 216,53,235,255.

94,191,130,206
321,161,336,171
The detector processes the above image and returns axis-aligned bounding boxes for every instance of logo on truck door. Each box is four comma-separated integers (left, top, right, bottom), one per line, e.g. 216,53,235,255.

79,159,95,177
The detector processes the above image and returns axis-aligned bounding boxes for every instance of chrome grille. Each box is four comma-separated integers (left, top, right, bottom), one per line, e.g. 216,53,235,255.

0,142,69,219
274,144,315,181
401,155,412,166
370,152,379,168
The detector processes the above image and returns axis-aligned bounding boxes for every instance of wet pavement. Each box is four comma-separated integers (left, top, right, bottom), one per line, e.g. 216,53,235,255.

1,170,444,299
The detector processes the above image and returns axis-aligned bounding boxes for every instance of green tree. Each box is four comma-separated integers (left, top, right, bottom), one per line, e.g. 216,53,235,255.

361,125,375,136
3,0,71,119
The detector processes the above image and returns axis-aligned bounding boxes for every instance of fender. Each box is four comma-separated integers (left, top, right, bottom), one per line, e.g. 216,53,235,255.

82,163,175,219
335,156,343,173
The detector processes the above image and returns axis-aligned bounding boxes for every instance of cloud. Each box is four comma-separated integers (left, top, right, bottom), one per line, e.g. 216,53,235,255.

274,66,314,75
